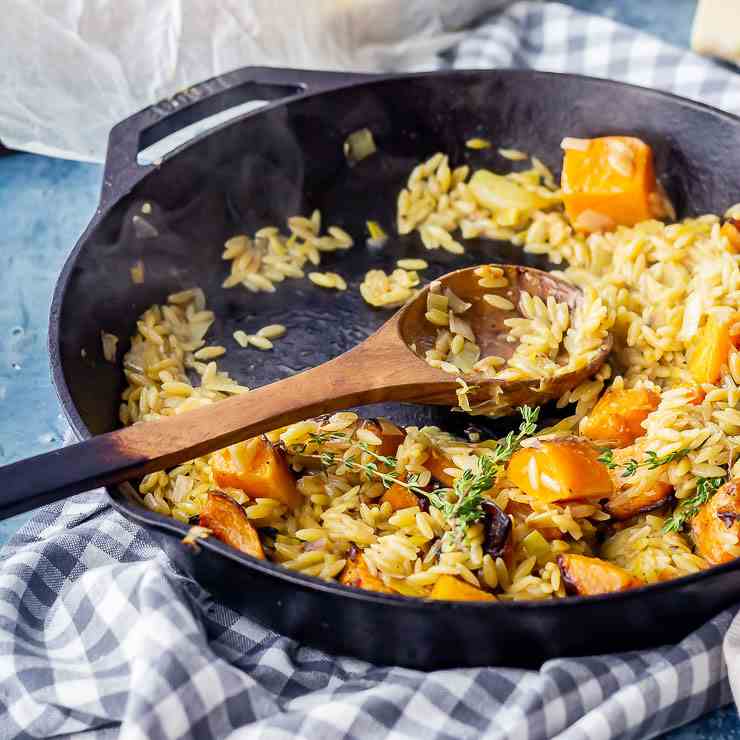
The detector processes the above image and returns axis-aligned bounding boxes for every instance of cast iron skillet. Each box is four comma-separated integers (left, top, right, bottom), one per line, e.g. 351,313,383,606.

49,66,740,669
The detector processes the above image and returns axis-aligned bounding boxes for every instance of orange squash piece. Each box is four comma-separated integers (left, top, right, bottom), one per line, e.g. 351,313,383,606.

604,438,673,519
691,479,740,565
425,448,457,487
362,418,406,457
687,314,740,386
582,387,660,448
680,384,705,406
557,554,643,596
339,549,392,594
561,136,661,232
721,219,740,252
606,481,673,520
199,491,265,559
506,437,613,503
381,482,421,512
212,436,301,509
430,574,496,601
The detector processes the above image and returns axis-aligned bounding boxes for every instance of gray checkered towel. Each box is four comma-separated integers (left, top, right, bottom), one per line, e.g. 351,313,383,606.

2,3,740,738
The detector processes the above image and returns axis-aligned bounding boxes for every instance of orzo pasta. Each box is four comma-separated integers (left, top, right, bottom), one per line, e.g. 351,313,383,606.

120,134,740,601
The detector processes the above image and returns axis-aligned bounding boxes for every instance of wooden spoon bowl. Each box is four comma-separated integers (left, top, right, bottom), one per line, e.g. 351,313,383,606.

398,264,611,410
0,264,611,518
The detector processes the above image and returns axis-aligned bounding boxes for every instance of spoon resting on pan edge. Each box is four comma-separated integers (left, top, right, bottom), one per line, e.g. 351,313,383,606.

0,264,612,519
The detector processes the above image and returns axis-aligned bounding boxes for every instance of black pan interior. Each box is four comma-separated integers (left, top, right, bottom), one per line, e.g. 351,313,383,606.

56,71,740,440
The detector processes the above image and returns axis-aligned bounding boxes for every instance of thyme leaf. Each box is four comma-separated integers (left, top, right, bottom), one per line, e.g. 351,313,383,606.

663,476,725,533
597,446,690,477
485,405,539,464
441,455,498,529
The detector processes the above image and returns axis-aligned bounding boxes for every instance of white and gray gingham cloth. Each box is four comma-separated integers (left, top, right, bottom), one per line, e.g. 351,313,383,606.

2,3,740,738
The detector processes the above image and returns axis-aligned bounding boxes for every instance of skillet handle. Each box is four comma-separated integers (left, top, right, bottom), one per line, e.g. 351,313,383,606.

101,66,381,208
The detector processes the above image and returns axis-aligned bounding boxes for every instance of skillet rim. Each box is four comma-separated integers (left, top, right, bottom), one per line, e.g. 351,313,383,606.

48,67,740,611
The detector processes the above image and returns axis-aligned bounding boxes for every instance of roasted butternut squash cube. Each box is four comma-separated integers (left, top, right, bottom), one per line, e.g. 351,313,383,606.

582,387,660,448
606,481,673,520
691,478,740,565
557,553,643,595
721,219,740,252
430,574,497,601
688,313,740,385
199,491,265,559
425,448,457,487
362,418,406,457
212,436,301,509
561,136,662,232
605,439,673,520
381,482,421,512
339,549,392,593
679,384,705,406
506,437,613,503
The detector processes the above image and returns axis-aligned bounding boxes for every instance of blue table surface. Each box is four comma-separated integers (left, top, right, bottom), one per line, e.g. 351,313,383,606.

1,1,738,736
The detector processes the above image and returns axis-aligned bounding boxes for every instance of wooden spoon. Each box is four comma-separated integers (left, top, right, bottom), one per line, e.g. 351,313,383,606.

0,264,611,518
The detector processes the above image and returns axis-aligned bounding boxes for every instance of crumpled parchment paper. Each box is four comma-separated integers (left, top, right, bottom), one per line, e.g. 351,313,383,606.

0,0,509,162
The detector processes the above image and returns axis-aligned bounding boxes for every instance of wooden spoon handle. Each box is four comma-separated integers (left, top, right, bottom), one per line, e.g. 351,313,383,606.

0,344,364,519
0,328,455,520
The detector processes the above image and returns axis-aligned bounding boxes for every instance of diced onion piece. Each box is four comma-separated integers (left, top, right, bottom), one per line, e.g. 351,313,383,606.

445,287,472,315
425,309,449,327
573,209,616,233
130,260,145,284
366,220,388,247
344,128,377,164
170,475,193,503
449,313,476,343
449,341,480,372
427,293,449,313
101,331,119,363
469,170,551,212
522,530,550,560
560,137,591,152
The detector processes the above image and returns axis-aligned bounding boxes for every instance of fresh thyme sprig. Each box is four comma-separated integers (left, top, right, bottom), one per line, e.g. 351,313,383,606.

340,456,407,490
427,455,498,531
597,446,690,478
292,430,349,454
663,476,725,533
487,405,540,468
291,406,539,539
430,405,539,536
317,445,429,499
